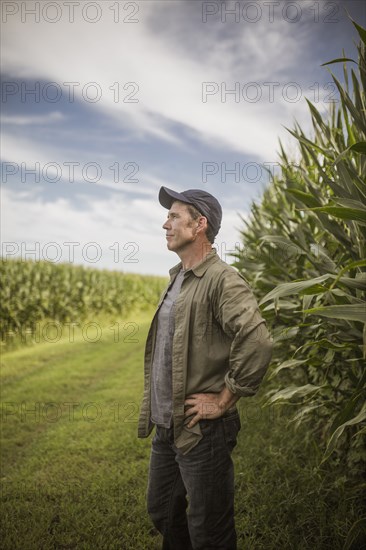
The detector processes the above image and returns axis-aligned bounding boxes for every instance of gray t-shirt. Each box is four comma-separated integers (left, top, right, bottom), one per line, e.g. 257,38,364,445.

150,269,186,427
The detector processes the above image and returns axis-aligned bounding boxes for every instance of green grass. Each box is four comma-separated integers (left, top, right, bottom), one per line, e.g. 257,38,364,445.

1,312,364,549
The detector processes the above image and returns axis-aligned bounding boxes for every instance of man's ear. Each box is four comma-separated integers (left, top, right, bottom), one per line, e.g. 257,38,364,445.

196,216,208,234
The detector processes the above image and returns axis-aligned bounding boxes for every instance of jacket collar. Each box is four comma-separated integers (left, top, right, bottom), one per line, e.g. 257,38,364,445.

169,248,219,280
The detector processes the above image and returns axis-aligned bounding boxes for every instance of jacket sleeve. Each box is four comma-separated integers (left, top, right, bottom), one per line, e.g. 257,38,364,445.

213,269,273,397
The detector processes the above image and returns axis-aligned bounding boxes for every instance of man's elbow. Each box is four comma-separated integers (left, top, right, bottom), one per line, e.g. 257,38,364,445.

262,333,273,366
254,332,273,385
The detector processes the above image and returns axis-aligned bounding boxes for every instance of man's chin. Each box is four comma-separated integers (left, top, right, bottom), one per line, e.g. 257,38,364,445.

167,242,181,254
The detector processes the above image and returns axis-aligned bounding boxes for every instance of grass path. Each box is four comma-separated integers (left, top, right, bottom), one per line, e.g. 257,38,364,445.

1,313,362,549
1,313,157,549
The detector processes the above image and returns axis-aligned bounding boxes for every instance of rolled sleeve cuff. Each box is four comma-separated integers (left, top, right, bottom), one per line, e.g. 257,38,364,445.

224,372,257,397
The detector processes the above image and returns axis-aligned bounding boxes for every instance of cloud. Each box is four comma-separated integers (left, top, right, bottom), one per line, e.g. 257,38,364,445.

1,186,163,271
1,111,64,125
1,1,318,159
1,130,173,194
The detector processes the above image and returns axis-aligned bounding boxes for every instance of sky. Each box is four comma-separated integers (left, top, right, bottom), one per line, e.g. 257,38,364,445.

1,0,365,276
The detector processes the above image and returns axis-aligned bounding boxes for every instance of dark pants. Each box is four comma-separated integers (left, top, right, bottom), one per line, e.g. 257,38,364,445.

147,410,241,550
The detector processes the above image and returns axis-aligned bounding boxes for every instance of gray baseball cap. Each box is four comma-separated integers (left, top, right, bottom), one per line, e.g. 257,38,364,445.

159,186,222,237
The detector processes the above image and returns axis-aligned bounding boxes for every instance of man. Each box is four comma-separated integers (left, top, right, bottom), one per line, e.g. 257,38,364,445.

138,187,272,550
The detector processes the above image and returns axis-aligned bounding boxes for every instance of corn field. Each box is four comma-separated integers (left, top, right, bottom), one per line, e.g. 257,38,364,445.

233,20,366,543
0,258,166,343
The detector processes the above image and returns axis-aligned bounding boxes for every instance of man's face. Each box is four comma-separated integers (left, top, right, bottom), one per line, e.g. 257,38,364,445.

162,201,198,253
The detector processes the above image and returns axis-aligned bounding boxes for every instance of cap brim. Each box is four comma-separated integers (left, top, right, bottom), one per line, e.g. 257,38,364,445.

159,186,192,209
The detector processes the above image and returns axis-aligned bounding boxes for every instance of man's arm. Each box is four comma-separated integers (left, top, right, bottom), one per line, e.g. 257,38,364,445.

217,270,273,397
185,269,272,428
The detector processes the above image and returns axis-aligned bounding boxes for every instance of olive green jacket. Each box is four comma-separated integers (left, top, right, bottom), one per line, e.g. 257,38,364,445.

137,249,273,454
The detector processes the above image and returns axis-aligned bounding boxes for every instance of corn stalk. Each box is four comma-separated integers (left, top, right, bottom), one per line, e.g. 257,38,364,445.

233,20,366,477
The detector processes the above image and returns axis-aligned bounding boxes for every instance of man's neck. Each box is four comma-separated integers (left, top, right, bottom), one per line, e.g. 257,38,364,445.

178,241,213,271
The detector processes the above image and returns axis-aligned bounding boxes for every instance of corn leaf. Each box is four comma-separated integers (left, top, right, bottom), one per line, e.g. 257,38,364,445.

267,385,322,404
268,359,308,380
352,19,366,46
304,304,366,323
306,206,366,224
321,57,356,66
259,275,333,305
334,141,366,163
286,189,322,208
322,403,366,462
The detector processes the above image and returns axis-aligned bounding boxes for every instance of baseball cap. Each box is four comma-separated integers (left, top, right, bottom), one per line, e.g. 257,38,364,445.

159,186,222,237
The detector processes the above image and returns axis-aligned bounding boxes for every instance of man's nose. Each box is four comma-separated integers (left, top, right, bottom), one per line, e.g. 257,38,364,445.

163,219,170,230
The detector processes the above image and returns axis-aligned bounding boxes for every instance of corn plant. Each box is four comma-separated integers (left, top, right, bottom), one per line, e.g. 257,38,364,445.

0,259,167,344
233,19,366,485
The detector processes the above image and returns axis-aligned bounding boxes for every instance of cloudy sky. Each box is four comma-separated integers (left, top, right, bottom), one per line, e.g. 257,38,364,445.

1,0,365,276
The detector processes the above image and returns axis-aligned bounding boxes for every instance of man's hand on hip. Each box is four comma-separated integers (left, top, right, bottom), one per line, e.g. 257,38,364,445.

184,387,239,428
